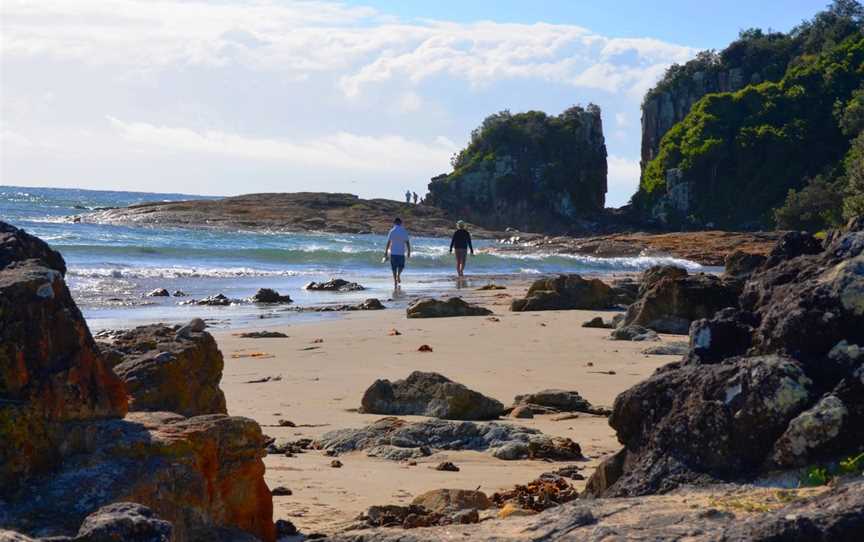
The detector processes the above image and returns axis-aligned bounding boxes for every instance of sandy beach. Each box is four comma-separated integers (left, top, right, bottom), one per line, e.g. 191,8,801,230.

215,284,676,533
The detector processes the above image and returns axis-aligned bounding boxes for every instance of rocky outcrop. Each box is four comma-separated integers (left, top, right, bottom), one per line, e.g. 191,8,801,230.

723,250,767,279
586,224,864,497
315,416,581,461
425,106,607,233
98,324,227,417
360,371,504,420
406,297,492,318
620,265,742,334
81,192,494,238
305,279,365,292
0,221,275,542
508,389,607,416
0,223,127,493
510,274,615,311
411,489,491,515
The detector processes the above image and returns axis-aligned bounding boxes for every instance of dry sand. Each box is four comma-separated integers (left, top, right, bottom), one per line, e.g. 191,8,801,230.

214,285,678,533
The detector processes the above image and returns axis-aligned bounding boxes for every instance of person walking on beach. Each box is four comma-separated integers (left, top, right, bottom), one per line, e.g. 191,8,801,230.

405,190,411,204
384,217,411,288
412,192,418,204
449,220,473,277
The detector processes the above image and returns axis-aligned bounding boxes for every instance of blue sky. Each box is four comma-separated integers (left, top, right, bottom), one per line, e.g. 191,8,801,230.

0,0,829,206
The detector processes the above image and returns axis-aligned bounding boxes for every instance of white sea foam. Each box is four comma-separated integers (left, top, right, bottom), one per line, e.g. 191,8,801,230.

67,266,310,279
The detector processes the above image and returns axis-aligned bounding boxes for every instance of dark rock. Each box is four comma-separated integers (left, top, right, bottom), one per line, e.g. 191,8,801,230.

764,231,823,268
359,371,504,420
609,325,659,341
172,290,187,297
581,316,613,329
588,355,813,497
74,502,172,542
99,324,227,417
271,486,293,496
0,221,66,274
622,265,741,334
435,462,459,472
687,308,755,363
724,251,766,279
314,416,575,462
187,294,238,306
406,297,492,318
251,288,292,304
274,520,297,538
147,288,170,297
511,389,594,414
236,331,288,339
511,274,615,311
305,278,365,292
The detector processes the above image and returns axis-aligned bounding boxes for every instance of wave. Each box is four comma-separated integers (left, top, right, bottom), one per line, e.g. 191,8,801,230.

67,266,310,280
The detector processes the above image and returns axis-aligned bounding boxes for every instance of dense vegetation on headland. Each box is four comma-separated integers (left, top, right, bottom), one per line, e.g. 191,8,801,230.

634,0,864,230
425,105,607,233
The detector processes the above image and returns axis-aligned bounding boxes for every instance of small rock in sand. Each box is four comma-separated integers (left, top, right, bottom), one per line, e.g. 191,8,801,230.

271,486,293,496
642,342,689,356
236,330,288,339
388,328,402,336
417,344,433,352
581,316,613,329
275,519,298,537
278,419,296,427
610,325,659,341
510,405,534,419
330,459,343,468
435,462,460,472
312,338,324,344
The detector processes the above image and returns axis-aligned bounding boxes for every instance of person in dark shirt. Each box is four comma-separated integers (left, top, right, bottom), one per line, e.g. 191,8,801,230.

449,220,473,277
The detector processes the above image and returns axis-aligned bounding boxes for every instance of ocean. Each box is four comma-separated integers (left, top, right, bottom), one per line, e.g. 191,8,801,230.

1,186,706,330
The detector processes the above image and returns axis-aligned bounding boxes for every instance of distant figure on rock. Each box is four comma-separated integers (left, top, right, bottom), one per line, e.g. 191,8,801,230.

412,192,418,204
449,220,474,277
384,217,411,288
405,190,411,204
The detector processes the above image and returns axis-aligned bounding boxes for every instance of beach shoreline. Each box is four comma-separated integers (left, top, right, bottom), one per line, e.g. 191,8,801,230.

213,287,679,533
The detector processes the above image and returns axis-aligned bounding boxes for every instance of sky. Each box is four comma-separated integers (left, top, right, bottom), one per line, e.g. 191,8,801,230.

0,0,828,206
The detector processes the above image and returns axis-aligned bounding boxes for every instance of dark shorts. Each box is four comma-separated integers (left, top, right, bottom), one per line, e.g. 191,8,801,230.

390,254,405,272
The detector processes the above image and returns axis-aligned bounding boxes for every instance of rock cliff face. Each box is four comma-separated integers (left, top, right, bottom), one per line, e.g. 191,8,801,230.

0,221,275,542
426,106,607,233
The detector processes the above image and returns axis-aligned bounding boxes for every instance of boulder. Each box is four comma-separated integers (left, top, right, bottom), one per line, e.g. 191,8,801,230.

621,265,741,334
360,371,504,420
510,275,615,311
411,489,490,514
406,298,492,318
310,298,386,312
305,278,365,292
74,502,173,542
147,288,170,297
1,412,275,542
510,389,598,415
580,316,613,329
250,288,292,304
1,223,127,493
315,416,581,461
587,355,813,497
98,324,227,417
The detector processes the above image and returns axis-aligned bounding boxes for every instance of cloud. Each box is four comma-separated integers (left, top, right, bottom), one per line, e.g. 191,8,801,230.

107,116,455,173
2,1,694,97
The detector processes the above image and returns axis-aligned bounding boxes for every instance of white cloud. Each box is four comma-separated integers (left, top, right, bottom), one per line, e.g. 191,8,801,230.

107,116,455,173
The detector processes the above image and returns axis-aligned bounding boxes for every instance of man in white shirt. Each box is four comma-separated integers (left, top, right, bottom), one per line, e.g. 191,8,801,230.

384,217,411,288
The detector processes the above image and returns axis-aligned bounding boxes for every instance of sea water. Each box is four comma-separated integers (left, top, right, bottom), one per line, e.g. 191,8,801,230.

1,186,705,330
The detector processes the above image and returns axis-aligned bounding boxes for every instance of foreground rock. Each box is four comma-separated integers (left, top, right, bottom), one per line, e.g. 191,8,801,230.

406,298,492,318
98,324,227,417
360,371,504,420
305,298,385,312
327,477,864,541
586,225,864,497
305,278,365,292
620,264,742,334
510,274,615,311
0,221,275,541
0,222,127,492
315,417,582,461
